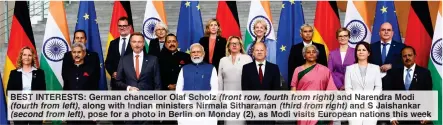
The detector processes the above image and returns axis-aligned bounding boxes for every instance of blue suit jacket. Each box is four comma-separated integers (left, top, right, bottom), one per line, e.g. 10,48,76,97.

370,40,405,69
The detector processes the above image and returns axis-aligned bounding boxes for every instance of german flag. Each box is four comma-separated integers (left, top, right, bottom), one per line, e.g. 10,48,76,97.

2,1,38,91
312,1,341,56
405,1,434,68
216,1,241,38
105,1,133,77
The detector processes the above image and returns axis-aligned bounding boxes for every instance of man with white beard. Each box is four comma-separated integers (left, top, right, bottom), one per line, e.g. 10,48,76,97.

176,43,218,125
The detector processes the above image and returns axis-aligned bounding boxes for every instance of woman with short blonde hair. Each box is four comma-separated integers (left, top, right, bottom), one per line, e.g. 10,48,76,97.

246,19,277,63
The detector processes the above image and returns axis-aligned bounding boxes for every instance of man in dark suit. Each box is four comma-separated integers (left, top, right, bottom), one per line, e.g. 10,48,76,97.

116,32,161,91
288,24,327,88
159,33,191,91
241,42,280,125
62,30,99,89
148,22,168,57
62,42,99,125
386,46,432,125
105,16,133,90
115,32,161,124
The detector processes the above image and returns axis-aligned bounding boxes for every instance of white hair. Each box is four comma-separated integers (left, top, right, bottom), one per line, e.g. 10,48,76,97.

302,44,319,57
190,43,205,55
155,22,169,33
300,24,314,33
72,42,86,51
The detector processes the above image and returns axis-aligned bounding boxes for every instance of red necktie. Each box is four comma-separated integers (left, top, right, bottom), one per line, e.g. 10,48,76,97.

135,55,140,79
258,64,263,84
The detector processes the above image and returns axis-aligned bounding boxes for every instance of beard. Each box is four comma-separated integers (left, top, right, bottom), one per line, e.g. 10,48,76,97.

191,56,203,64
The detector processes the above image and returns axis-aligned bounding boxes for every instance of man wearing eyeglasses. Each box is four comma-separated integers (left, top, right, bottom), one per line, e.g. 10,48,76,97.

148,22,169,57
105,17,134,91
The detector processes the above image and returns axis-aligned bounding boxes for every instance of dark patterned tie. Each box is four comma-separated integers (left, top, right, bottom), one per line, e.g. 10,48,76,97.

121,38,126,56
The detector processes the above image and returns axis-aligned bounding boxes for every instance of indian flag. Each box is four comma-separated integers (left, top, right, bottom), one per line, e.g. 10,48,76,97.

40,1,71,90
344,0,371,47
429,2,442,124
244,1,276,55
142,0,168,51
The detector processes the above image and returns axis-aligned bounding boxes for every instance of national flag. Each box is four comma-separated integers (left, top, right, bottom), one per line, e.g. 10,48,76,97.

75,1,107,90
0,73,8,125
244,1,276,62
344,0,372,47
276,1,304,85
312,1,341,56
40,1,70,91
105,1,133,78
176,1,204,53
216,1,241,38
3,1,38,90
142,0,168,52
405,1,434,68
429,2,442,125
371,1,402,43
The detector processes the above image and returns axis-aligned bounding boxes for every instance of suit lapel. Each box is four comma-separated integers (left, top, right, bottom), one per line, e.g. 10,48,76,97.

128,53,137,80
140,54,149,77
373,42,382,64
400,68,406,90
353,65,365,88
385,42,397,64
344,47,354,65
250,61,260,86
263,61,271,86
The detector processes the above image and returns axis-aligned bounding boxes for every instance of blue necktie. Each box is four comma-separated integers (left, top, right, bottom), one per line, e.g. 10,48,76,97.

405,68,412,90
121,38,126,56
381,43,389,64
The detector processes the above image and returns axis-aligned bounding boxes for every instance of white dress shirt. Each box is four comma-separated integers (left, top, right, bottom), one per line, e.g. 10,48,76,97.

380,40,392,57
127,52,144,91
403,63,416,85
17,67,37,91
340,52,346,64
119,35,130,55
303,41,313,47
255,60,266,77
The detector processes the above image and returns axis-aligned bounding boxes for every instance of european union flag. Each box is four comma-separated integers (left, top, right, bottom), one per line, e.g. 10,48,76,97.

0,73,8,125
75,1,107,90
176,1,204,53
371,1,402,43
276,1,305,86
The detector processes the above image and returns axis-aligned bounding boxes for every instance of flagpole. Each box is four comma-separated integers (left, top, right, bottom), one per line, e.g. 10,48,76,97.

4,2,8,44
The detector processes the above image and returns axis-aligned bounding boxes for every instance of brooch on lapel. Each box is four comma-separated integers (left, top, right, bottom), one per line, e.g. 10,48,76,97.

83,72,89,77
180,60,185,65
33,73,37,78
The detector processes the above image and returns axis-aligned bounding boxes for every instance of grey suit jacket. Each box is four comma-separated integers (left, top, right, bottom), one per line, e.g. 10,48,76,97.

345,63,382,91
115,52,161,90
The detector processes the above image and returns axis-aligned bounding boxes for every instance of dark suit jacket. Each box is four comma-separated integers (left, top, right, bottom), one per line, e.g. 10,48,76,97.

62,56,100,90
158,49,191,90
105,37,133,90
385,65,433,90
7,68,46,91
384,65,432,124
241,61,281,90
115,53,161,90
370,40,405,69
199,36,227,71
148,38,162,57
288,42,327,85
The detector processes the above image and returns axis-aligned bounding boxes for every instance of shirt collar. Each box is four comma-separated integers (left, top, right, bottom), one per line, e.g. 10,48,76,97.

133,52,143,58
303,41,313,46
17,66,37,73
120,35,130,40
255,60,266,67
404,63,416,72
381,40,392,45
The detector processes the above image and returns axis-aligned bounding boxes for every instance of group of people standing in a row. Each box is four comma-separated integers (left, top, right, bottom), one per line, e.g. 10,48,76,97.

5,16,433,125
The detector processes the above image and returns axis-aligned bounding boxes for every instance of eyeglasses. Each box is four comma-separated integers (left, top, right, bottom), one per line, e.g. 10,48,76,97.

230,42,240,46
118,25,129,28
338,35,349,38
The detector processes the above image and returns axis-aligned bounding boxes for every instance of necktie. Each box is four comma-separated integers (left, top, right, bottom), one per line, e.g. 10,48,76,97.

405,68,412,90
381,43,389,64
135,55,140,79
121,38,126,56
258,64,263,84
